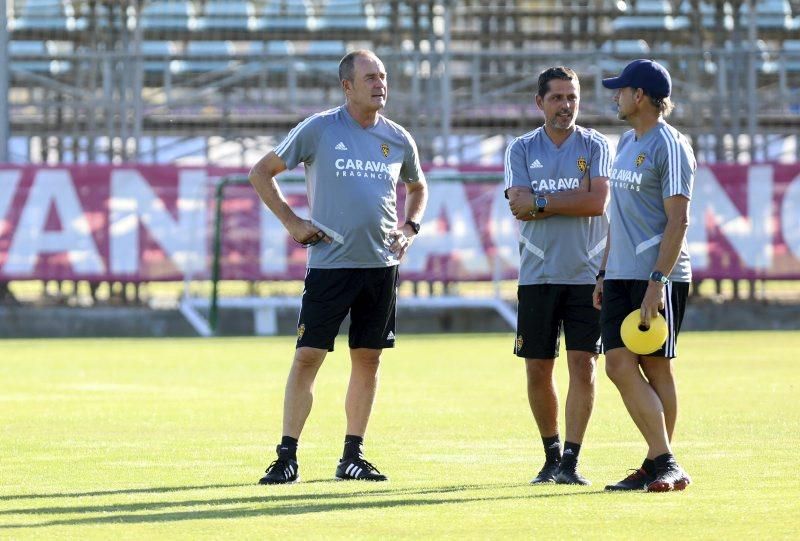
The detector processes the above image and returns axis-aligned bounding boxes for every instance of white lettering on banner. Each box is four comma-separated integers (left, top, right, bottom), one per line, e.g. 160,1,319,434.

488,183,520,270
687,165,773,270
0,170,22,235
403,182,491,274
260,183,308,273
4,170,104,274
109,170,207,275
780,171,800,259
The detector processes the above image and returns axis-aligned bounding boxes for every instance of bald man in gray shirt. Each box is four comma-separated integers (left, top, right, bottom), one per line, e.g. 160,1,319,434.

505,66,611,486
596,59,695,493
250,50,428,484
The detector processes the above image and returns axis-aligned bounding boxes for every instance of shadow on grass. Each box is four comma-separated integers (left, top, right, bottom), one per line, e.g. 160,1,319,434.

0,484,253,502
0,482,608,529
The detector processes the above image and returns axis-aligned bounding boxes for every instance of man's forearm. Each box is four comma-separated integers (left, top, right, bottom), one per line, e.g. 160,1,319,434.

543,181,609,217
249,162,298,229
404,181,428,223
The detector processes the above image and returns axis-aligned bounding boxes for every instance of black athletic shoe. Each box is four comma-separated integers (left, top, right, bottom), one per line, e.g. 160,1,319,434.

335,457,388,481
530,459,560,484
647,462,691,492
554,462,591,485
604,468,653,491
258,446,299,485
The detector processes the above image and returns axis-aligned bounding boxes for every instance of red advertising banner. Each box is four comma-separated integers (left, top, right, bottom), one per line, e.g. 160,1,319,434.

1,163,800,281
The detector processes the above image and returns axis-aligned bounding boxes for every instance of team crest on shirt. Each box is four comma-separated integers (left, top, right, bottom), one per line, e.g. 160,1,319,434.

381,143,390,158
635,152,646,167
515,335,524,352
297,324,305,339
577,156,587,173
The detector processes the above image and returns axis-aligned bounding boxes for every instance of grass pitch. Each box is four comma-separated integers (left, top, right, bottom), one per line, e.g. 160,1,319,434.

1,332,799,540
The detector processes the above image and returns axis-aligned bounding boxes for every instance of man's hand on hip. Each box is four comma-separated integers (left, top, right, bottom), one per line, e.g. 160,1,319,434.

387,228,414,259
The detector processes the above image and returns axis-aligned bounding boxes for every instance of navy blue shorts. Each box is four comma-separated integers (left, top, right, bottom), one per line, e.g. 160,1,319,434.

515,284,601,359
296,266,398,352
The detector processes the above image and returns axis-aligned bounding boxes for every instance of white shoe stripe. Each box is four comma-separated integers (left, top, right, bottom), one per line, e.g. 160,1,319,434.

346,463,356,476
354,466,363,478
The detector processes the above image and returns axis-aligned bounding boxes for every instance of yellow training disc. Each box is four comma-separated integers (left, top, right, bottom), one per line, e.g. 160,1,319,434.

620,310,668,355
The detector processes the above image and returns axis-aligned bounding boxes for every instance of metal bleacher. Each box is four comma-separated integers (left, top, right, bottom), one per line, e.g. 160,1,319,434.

4,0,800,165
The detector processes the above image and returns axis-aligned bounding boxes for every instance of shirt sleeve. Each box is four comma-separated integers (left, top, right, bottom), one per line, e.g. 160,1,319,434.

504,137,530,191
589,131,613,179
272,115,323,170
656,128,696,200
400,132,424,183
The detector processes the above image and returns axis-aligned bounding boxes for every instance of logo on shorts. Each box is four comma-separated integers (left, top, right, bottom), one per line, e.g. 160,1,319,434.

515,335,524,352
297,324,305,339
386,330,395,341
577,156,587,173
635,152,646,167
381,143,390,158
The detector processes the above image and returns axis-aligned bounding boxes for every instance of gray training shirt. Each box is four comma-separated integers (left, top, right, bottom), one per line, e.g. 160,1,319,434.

504,125,613,285
274,105,424,269
606,120,696,282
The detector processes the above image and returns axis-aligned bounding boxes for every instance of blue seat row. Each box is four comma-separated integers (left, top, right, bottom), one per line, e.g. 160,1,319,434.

9,0,391,33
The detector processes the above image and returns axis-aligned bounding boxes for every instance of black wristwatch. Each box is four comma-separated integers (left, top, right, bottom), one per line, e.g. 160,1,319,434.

649,270,669,285
404,220,421,235
535,195,549,213
596,270,606,281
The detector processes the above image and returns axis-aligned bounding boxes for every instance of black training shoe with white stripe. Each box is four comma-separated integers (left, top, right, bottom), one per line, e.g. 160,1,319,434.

335,457,388,481
530,459,560,484
258,446,299,485
555,462,591,486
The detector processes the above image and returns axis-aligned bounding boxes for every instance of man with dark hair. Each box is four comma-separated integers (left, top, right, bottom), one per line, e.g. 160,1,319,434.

505,66,612,485
596,59,695,492
250,49,428,484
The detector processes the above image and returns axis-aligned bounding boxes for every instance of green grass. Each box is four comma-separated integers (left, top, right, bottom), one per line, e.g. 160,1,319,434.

1,332,799,539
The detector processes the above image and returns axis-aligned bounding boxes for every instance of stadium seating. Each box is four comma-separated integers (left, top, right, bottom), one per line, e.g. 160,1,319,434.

256,0,316,31
679,1,733,31
177,40,238,73
140,40,181,77
316,0,384,31
4,0,800,166
779,40,800,72
739,0,795,31
611,0,689,32
247,40,305,74
597,39,652,74
9,40,72,75
195,0,257,32
304,40,347,74
10,0,78,32
140,0,198,31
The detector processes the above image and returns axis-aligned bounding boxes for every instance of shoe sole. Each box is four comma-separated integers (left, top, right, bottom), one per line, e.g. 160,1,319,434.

530,479,556,485
673,477,691,491
647,476,691,493
258,477,299,485
646,480,673,492
335,475,388,482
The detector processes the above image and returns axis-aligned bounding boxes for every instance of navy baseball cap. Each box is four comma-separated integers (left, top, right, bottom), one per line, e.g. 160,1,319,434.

602,59,672,99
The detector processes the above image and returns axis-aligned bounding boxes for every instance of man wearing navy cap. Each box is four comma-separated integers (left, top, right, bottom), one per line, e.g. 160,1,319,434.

593,59,696,492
